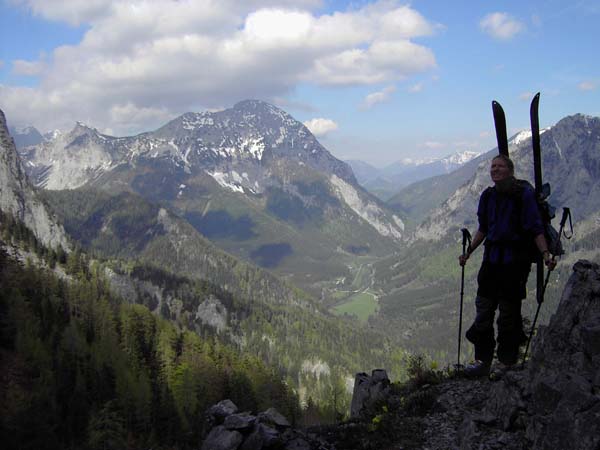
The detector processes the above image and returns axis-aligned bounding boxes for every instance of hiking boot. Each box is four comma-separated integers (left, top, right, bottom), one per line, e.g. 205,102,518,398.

489,362,515,381
464,360,491,378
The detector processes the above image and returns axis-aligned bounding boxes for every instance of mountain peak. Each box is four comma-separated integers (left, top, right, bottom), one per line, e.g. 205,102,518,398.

233,99,275,110
74,121,97,132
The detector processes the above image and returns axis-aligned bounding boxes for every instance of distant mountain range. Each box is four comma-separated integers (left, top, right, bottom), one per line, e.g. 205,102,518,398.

8,99,600,363
15,100,405,294
346,150,481,201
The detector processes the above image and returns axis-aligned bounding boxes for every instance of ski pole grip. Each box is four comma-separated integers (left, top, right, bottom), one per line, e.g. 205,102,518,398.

461,228,472,255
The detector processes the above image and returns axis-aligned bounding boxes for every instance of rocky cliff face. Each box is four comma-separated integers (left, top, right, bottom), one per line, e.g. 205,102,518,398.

482,259,600,450
0,109,69,250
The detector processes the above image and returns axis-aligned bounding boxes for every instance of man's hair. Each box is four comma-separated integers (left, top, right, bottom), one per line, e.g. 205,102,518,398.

492,154,515,174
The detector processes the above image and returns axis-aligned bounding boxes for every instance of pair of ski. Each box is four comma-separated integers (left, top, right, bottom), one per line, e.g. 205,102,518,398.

492,93,571,366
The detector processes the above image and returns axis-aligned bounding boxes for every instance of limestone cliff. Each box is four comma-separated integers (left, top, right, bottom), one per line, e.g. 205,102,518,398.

0,109,69,250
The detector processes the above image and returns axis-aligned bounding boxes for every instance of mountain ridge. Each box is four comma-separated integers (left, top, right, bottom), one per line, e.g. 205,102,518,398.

17,100,406,292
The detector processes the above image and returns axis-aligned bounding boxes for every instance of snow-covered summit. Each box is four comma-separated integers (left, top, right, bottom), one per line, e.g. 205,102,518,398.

441,150,481,166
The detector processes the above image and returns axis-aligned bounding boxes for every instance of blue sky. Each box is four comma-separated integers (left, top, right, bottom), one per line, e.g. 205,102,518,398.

1,0,599,166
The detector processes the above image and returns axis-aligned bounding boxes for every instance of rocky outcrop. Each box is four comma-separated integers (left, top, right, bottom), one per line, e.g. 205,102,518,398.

0,109,69,250
483,259,600,450
200,400,333,450
350,369,391,419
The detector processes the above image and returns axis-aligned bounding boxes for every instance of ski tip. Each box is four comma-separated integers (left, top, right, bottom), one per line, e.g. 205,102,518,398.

530,92,541,116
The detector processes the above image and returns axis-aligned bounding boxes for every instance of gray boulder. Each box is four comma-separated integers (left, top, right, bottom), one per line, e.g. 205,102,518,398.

224,413,256,432
257,407,290,429
209,400,239,421
200,425,244,450
350,369,390,418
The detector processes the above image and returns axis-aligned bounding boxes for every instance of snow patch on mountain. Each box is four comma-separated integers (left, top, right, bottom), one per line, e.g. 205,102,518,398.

241,136,265,160
442,151,481,166
207,170,245,193
510,127,550,147
330,174,402,240
182,113,214,129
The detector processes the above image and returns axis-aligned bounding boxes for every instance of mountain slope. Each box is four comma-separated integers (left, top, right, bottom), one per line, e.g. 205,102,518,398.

18,100,405,292
0,109,68,250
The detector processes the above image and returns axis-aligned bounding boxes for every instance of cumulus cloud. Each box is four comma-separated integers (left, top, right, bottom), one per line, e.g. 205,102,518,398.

480,12,525,40
578,80,597,91
2,0,439,134
303,118,339,137
360,85,397,110
12,59,46,76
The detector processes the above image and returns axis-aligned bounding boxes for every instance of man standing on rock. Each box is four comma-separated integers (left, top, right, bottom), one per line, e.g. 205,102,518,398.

458,155,556,377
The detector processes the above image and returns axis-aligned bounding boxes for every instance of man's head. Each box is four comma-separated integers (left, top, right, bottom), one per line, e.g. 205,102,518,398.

490,155,514,183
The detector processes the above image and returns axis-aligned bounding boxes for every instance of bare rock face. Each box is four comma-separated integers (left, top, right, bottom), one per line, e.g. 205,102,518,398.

484,260,600,450
524,260,600,450
0,109,69,251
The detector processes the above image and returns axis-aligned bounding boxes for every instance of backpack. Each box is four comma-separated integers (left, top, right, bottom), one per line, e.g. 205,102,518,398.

481,179,564,262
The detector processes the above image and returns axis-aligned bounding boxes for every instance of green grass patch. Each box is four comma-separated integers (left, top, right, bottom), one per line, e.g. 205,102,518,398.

331,290,351,300
333,292,378,322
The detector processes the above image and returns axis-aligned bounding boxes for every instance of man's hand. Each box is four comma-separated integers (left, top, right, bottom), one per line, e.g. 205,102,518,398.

459,254,469,266
543,251,557,271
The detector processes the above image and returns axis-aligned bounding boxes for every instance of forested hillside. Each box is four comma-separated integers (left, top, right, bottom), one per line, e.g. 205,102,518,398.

0,209,416,449
0,213,301,450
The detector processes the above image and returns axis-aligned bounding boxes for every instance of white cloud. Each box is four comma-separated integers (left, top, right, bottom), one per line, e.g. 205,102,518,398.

408,82,423,93
12,59,46,76
480,12,525,40
2,0,439,134
578,80,597,91
519,91,534,101
360,85,397,110
303,118,338,137
10,0,113,26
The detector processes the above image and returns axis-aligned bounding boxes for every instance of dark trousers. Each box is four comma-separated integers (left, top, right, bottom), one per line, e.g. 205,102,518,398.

465,295,527,365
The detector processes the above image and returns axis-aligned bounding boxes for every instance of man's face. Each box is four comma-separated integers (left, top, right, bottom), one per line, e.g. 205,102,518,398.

490,158,511,183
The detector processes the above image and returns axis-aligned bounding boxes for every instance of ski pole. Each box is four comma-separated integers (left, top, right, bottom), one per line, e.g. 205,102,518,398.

457,228,471,369
522,208,572,367
540,208,572,296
